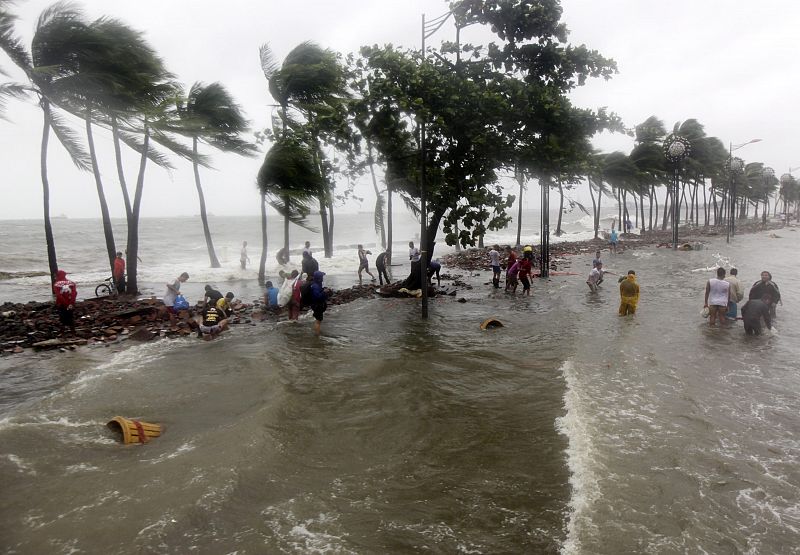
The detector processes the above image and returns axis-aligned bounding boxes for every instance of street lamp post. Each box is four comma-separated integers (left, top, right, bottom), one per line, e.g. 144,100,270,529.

725,139,762,242
780,173,795,226
761,167,774,225
664,134,691,249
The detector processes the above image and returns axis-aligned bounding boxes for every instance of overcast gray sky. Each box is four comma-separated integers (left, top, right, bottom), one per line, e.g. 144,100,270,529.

1,0,798,219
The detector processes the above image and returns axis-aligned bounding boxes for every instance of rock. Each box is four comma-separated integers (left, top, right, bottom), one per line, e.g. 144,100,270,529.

458,298,467,303
12,346,23,354
129,327,156,342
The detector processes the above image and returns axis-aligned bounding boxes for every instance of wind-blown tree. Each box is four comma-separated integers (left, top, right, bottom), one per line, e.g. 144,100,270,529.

256,134,321,261
260,42,348,258
629,116,666,231
175,81,256,268
0,1,28,115
0,2,93,284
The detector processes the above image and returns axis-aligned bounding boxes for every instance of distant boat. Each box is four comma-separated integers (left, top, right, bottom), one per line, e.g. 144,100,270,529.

53,214,68,219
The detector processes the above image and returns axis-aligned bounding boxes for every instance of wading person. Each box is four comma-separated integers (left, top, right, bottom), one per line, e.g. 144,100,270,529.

301,250,319,280
310,271,329,336
357,244,376,283
53,269,77,335
240,241,250,270
740,298,772,336
489,244,501,289
725,268,744,319
618,270,639,316
609,228,619,254
748,271,781,318
592,250,604,285
504,246,517,291
704,267,731,327
586,262,603,293
518,251,532,296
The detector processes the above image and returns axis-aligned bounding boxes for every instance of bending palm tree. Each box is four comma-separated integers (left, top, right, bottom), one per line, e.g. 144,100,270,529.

177,82,255,268
0,2,92,284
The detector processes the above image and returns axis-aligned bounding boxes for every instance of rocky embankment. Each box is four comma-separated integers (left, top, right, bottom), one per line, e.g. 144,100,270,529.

0,283,385,355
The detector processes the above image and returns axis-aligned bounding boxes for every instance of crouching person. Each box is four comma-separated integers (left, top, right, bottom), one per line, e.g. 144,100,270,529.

740,298,772,336
198,304,228,341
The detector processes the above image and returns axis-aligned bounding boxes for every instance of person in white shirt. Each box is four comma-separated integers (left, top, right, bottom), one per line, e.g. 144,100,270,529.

704,267,731,327
408,241,420,263
240,241,250,270
488,245,501,288
586,263,603,293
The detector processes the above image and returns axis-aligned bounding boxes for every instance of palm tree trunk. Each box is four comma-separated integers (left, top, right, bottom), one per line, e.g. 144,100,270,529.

639,192,645,233
40,100,58,286
367,142,386,249
387,184,393,258
318,196,331,257
555,178,564,236
327,197,335,254
192,137,221,268
126,124,149,295
588,179,598,238
283,194,290,255
111,115,132,221
258,192,268,286
515,168,524,246
86,111,117,274
661,188,670,230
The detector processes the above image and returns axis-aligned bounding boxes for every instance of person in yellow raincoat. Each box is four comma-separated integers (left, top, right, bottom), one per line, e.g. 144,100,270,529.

618,270,639,316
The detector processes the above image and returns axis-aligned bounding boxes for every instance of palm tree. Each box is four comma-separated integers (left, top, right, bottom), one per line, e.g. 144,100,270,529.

256,135,321,260
176,81,255,268
261,42,348,258
0,2,92,284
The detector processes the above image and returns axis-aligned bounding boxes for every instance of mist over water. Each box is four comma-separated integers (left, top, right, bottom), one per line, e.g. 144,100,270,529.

1,213,799,553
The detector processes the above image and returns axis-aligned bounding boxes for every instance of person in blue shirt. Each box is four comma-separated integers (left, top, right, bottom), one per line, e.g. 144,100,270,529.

264,280,279,311
310,271,329,335
609,229,619,254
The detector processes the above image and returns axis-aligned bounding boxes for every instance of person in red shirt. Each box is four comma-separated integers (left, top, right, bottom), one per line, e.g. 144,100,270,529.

53,269,78,334
518,252,533,296
113,251,126,294
504,246,518,291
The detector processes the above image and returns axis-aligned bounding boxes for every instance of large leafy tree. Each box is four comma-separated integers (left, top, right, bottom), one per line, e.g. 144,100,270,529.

176,81,256,268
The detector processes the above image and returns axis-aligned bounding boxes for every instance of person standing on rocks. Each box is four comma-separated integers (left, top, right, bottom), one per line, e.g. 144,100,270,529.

376,251,391,285
53,269,77,335
164,272,189,314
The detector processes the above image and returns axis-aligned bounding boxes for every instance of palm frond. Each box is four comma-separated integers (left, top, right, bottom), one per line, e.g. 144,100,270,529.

150,129,212,168
374,192,385,236
267,199,318,232
0,0,31,72
398,192,421,219
48,107,91,170
259,43,279,81
0,81,28,118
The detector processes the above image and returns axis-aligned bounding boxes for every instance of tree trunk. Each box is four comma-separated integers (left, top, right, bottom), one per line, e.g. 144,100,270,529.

387,184,393,258
126,124,149,296
555,178,564,236
327,197,335,255
318,196,331,258
283,194,290,256
661,188,670,230
367,141,386,249
258,192,268,286
192,137,221,268
639,191,645,233
515,168,524,246
111,115,132,221
588,180,599,238
86,111,117,275
40,100,58,286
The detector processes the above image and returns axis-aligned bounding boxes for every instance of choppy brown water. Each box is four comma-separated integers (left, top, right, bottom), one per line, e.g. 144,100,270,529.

2,227,800,554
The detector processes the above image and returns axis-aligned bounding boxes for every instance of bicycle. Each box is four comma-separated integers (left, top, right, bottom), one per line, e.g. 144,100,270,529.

95,277,118,298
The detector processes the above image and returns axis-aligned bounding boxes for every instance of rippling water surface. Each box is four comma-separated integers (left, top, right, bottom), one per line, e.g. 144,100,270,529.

1,227,799,553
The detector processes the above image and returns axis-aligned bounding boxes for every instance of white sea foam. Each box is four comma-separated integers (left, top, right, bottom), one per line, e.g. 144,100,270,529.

555,359,601,555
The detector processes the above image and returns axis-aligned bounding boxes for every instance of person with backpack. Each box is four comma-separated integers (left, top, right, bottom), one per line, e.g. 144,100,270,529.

53,269,77,335
310,271,329,335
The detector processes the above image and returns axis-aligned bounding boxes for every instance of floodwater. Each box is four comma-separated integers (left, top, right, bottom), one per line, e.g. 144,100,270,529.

2,226,799,553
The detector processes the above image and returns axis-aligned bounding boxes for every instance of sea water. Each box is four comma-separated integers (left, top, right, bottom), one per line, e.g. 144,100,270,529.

1,212,799,553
